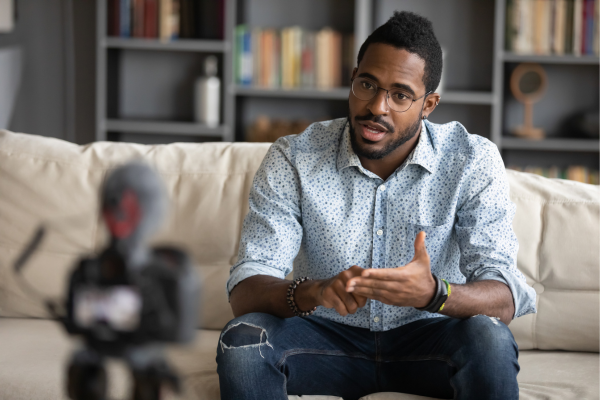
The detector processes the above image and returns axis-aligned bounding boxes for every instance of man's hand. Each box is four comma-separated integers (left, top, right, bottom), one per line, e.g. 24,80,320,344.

346,232,436,308
296,265,368,316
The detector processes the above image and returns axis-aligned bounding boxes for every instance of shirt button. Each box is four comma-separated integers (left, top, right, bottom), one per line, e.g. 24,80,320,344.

380,185,386,191
376,229,383,236
373,316,380,323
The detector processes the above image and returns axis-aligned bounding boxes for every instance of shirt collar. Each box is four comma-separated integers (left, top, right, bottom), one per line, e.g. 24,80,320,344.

337,119,437,174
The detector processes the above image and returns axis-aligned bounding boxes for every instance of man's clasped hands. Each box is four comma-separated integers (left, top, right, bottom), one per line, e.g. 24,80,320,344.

308,231,437,316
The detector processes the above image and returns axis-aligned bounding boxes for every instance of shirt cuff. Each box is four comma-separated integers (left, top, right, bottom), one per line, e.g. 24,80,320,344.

227,261,287,300
472,268,537,319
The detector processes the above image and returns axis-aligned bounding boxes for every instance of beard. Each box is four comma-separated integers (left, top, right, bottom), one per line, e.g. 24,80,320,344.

349,110,422,160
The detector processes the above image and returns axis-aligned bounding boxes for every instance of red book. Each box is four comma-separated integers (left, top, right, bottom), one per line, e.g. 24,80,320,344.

144,0,158,38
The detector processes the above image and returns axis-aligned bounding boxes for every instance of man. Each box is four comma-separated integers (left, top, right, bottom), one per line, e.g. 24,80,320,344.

217,11,536,400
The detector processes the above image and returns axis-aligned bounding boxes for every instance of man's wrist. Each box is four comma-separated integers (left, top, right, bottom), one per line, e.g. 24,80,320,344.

293,279,320,312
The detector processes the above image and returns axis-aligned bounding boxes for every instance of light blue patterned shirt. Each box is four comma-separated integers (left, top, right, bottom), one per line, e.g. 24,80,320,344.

228,118,537,331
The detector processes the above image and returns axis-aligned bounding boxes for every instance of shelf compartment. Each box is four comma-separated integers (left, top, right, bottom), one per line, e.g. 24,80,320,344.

439,91,494,105
105,119,227,137
502,137,600,152
103,38,229,53
502,52,600,65
234,86,351,100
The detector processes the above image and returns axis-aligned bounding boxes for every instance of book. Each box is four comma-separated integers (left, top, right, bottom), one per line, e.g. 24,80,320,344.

120,0,132,37
144,0,158,38
553,0,566,54
573,0,583,55
132,0,145,38
107,0,120,37
159,0,171,41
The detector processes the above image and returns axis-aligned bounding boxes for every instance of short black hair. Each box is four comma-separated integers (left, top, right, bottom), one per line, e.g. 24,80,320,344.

357,11,443,94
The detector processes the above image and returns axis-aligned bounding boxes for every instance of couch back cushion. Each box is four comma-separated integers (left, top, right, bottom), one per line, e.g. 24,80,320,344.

0,131,598,351
506,170,599,352
0,130,269,329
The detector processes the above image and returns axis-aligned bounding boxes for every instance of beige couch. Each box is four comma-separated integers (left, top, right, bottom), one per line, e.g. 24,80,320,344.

0,129,598,400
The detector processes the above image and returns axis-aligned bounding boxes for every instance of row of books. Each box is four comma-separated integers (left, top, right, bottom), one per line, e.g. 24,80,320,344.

107,0,223,41
235,25,355,90
507,165,599,184
506,0,600,55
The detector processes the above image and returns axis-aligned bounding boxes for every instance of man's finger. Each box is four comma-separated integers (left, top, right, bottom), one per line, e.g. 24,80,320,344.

347,278,398,292
412,231,429,262
349,287,395,304
334,282,359,314
355,268,406,280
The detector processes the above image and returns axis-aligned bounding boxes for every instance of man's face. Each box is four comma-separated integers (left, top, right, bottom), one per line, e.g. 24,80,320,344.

348,43,430,160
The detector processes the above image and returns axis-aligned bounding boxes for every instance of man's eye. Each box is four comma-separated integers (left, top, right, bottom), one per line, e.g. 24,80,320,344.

393,92,410,100
362,82,374,90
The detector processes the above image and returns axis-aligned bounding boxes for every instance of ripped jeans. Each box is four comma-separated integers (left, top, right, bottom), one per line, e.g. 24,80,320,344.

216,313,519,400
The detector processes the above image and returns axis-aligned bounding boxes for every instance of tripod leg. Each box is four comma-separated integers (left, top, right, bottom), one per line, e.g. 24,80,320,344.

131,359,180,400
66,349,107,400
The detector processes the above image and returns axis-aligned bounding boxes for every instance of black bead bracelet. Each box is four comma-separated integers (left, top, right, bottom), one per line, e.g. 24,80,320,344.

287,277,317,317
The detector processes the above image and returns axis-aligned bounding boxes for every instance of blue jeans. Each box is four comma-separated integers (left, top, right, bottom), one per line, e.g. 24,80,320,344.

216,313,519,400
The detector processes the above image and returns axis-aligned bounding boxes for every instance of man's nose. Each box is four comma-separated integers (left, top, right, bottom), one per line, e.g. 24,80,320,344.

367,89,389,116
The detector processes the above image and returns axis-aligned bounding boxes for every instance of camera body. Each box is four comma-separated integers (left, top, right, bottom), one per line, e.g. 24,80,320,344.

65,245,199,355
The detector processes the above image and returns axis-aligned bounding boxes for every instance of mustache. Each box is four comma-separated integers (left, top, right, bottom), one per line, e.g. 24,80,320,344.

354,112,394,133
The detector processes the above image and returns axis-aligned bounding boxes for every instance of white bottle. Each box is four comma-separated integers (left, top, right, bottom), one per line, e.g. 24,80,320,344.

194,56,220,128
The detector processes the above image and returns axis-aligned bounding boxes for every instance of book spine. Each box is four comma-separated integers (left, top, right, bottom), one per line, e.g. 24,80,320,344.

595,0,600,54
108,0,120,37
120,0,131,37
242,29,253,86
585,0,594,53
234,25,243,84
574,0,583,55
252,27,262,87
170,0,179,40
144,0,158,38
159,0,171,41
133,0,145,38
274,30,281,88
293,27,302,88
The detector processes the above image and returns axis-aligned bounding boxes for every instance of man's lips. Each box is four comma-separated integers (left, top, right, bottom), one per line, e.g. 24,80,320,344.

358,121,388,142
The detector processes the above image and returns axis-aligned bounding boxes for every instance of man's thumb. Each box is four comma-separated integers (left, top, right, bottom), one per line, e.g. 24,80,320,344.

412,231,429,261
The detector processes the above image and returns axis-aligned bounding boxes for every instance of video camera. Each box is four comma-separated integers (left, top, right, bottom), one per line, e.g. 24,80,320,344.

14,161,200,400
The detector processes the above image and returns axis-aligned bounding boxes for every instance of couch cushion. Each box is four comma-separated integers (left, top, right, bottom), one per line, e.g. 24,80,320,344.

1,318,597,400
506,171,599,352
0,130,270,329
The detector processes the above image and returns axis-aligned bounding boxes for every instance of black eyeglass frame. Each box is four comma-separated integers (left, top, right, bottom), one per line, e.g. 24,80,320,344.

351,77,433,113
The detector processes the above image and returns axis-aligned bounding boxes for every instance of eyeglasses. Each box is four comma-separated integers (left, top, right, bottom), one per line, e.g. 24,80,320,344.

351,77,432,113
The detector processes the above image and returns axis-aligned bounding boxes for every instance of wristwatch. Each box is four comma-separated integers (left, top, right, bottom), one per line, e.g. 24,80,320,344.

415,274,449,313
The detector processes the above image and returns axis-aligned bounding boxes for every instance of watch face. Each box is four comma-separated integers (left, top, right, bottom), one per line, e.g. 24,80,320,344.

74,285,142,332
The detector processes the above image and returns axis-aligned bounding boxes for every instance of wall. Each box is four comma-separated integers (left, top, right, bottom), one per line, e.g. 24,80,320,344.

0,0,95,144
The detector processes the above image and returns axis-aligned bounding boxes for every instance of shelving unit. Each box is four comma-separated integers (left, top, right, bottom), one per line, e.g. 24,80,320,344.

95,0,235,142
96,0,599,178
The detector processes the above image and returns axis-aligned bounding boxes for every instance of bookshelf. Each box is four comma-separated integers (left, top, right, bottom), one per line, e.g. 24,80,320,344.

96,0,599,182
96,0,235,142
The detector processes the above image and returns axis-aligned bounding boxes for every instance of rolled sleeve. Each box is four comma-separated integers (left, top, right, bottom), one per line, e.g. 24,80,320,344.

455,144,537,319
227,138,303,298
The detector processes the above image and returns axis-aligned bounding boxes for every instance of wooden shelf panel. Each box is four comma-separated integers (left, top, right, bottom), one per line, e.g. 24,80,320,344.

103,38,229,52
502,52,600,65
502,137,600,152
105,120,227,137
439,91,494,105
234,86,351,100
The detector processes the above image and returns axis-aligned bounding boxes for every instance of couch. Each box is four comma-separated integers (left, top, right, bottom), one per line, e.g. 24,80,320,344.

0,129,598,400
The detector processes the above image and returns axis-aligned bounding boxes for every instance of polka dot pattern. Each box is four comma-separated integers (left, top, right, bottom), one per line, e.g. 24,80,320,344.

228,118,536,331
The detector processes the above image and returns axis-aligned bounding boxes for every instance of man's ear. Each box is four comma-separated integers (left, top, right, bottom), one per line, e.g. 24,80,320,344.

422,93,441,119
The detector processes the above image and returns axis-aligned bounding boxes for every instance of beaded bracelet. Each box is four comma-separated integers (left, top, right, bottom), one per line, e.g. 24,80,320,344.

287,277,317,317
